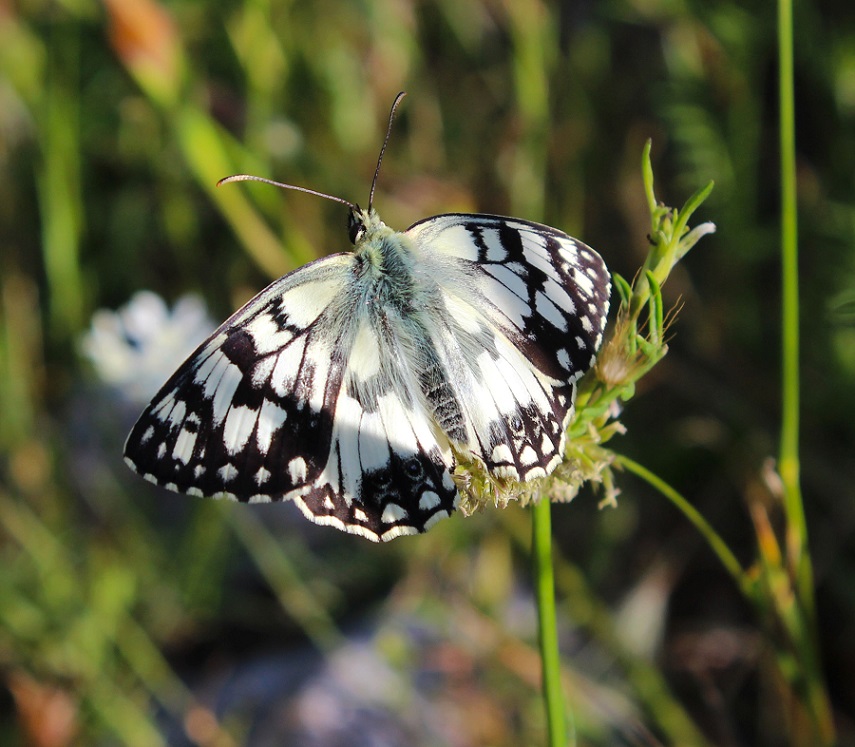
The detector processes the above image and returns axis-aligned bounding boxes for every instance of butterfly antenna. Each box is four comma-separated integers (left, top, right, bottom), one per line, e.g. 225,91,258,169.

368,91,406,213
217,174,358,211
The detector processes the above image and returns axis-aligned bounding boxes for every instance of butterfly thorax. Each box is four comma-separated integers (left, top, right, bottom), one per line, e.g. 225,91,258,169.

351,208,423,313
342,208,469,443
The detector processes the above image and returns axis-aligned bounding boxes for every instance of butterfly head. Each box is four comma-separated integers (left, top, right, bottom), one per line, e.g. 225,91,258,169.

348,206,367,244
347,206,388,247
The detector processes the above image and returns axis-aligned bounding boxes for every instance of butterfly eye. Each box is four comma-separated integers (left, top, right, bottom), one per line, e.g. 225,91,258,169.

348,210,366,244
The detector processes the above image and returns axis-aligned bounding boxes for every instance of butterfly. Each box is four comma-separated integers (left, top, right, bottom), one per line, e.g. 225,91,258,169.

123,94,611,542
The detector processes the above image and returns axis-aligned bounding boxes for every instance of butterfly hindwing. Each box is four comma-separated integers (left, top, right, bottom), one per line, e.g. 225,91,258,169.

293,308,460,540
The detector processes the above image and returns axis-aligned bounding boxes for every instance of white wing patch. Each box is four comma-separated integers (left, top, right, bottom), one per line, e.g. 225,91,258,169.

124,209,609,541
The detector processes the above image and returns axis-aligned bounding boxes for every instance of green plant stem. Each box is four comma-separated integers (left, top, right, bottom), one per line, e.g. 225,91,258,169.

532,498,570,747
777,4,836,742
777,0,812,613
39,26,85,341
615,455,750,597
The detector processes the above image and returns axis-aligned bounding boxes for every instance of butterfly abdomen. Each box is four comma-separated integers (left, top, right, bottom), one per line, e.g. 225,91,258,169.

416,352,467,444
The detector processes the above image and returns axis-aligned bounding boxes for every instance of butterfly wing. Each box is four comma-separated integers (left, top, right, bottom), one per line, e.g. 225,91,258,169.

123,252,458,541
405,213,610,482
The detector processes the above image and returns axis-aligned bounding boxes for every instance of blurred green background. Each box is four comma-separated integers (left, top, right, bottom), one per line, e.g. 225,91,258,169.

1,0,854,745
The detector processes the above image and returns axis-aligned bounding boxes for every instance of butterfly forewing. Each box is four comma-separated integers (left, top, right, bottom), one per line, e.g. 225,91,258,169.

125,208,610,541
407,214,610,376
124,248,461,541
405,214,610,482
124,255,351,500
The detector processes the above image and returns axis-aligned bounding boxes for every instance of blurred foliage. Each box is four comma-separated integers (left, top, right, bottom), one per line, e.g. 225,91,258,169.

1,0,854,745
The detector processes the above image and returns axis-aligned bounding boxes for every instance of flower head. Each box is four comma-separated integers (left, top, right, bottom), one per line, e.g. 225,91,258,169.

81,291,214,405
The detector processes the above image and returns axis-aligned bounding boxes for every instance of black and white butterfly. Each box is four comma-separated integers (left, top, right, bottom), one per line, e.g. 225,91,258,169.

124,94,610,542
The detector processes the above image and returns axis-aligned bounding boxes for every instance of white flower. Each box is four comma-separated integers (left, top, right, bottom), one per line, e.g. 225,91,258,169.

81,291,214,404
